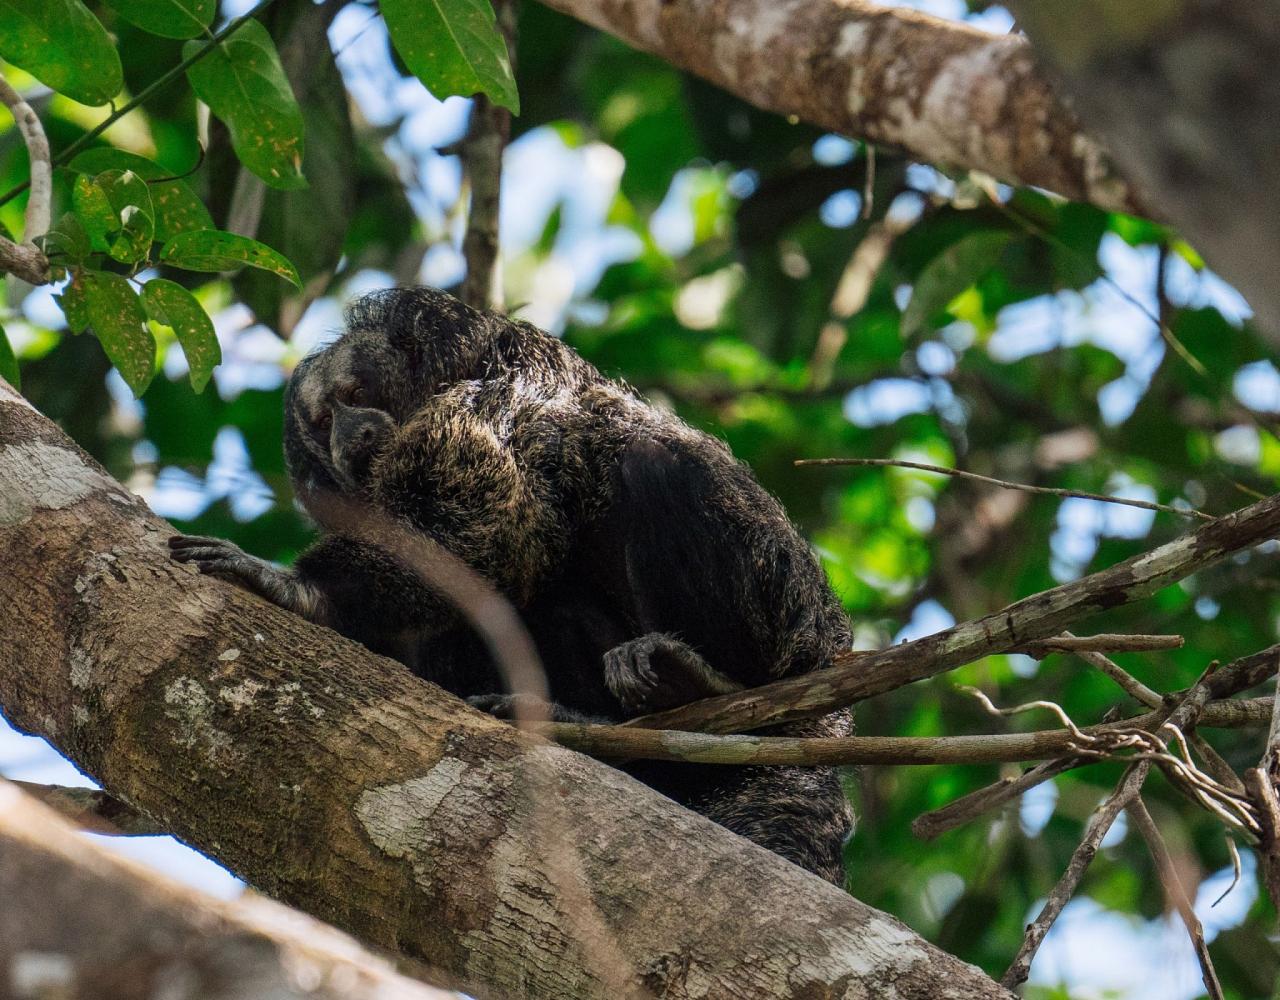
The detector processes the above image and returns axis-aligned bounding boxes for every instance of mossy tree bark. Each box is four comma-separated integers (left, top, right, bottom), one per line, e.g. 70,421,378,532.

0,379,1012,999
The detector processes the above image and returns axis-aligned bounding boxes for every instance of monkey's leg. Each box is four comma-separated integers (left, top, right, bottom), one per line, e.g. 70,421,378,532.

603,633,743,714
168,536,326,620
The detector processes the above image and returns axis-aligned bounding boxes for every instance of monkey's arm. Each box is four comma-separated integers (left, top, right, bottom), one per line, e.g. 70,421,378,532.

169,533,458,665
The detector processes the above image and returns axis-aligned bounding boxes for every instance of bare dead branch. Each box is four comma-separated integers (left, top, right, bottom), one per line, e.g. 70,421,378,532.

796,457,1214,522
10,780,162,836
631,492,1280,735
1021,633,1183,656
547,695,1273,768
1127,795,1224,1000
1001,761,1150,990
1072,647,1163,709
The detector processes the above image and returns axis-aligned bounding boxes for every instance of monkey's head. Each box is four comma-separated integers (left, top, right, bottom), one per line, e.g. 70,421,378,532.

283,287,511,504
284,286,597,509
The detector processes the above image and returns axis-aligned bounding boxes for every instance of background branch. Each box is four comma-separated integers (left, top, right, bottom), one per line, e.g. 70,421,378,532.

631,493,1280,734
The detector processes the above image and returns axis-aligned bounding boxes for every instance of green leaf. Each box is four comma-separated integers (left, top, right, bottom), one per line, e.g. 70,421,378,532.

901,231,1014,339
0,321,18,390
103,0,214,39
184,20,307,190
159,229,302,288
80,270,156,396
141,279,220,392
381,0,519,112
55,270,91,333
36,212,91,263
71,173,118,252
69,149,213,240
0,0,122,105
96,169,156,264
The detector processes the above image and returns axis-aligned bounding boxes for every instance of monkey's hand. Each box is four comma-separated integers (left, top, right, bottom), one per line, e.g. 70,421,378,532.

168,535,326,622
466,693,607,725
603,633,743,715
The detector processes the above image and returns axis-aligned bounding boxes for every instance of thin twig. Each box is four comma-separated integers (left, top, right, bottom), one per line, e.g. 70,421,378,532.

546,695,1272,769
0,73,51,283
795,457,1215,522
1127,795,1224,1000
912,757,1084,841
1001,761,1150,989
1020,633,1183,657
1073,647,1163,708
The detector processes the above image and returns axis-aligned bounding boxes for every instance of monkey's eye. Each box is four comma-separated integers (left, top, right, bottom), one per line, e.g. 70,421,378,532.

348,385,366,405
314,411,332,433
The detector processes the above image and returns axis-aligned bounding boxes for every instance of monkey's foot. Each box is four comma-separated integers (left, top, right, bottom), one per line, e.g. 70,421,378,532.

603,633,741,715
168,535,321,618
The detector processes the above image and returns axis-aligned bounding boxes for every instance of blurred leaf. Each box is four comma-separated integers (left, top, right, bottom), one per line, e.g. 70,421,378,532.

160,229,302,287
104,0,214,39
0,0,122,105
902,230,1014,339
69,149,213,240
141,278,220,392
381,0,519,112
0,321,17,389
184,19,307,190
80,270,156,396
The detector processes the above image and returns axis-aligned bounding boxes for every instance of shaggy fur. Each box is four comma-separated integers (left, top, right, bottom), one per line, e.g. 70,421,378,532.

171,287,854,883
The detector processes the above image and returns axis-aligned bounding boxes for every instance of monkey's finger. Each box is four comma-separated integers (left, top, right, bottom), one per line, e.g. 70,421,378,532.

168,535,241,554
171,546,238,563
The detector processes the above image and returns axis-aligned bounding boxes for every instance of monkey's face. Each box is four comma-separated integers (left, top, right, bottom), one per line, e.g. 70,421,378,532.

284,331,411,501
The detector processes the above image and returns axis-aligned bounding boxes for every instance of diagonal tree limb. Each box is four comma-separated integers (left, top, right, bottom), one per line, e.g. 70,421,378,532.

631,492,1280,735
536,0,1143,215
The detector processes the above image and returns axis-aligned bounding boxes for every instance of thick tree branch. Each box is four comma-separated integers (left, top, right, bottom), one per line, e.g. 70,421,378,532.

0,781,456,1000
1007,1,1280,341
535,0,1142,214
632,491,1280,734
0,380,1012,1000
